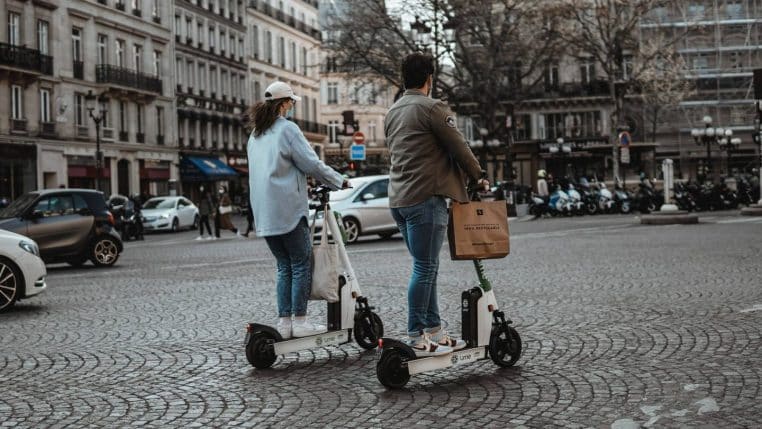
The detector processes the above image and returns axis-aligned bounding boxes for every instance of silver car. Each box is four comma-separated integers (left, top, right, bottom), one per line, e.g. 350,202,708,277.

309,175,398,244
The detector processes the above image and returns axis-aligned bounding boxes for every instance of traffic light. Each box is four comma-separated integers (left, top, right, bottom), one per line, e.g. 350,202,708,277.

342,110,355,135
754,132,762,146
348,162,356,171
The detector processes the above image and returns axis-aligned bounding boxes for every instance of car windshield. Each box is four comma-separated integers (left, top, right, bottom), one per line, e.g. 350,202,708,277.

143,198,175,209
0,193,37,218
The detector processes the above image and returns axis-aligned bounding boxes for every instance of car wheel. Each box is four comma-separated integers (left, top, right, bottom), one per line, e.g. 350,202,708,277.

90,236,120,267
171,217,179,232
0,257,22,312
192,215,199,230
342,217,361,244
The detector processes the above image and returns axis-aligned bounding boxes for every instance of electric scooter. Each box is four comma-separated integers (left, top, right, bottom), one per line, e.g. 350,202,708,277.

375,188,522,389
244,185,384,369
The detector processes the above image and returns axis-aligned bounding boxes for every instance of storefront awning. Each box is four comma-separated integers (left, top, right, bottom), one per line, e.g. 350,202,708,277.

180,156,238,182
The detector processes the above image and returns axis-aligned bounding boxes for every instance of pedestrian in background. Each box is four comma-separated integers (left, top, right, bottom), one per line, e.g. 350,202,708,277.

215,186,240,238
196,187,214,240
242,203,254,237
385,52,487,356
247,81,348,339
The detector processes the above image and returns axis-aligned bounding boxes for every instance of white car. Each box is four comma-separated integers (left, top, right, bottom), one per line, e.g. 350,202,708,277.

309,175,398,244
141,196,199,232
0,229,47,311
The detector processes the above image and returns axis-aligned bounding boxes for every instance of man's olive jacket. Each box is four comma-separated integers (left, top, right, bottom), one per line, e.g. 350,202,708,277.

384,89,482,208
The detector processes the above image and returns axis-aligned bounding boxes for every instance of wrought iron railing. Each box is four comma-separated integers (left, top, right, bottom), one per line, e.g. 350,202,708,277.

96,64,162,93
0,42,53,75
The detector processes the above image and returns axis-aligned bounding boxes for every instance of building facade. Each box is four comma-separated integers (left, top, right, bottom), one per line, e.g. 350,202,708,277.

173,0,249,202
643,1,762,181
247,0,326,150
1,0,177,200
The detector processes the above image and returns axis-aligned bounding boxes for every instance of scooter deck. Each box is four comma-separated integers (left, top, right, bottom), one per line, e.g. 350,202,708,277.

273,329,352,355
406,346,488,375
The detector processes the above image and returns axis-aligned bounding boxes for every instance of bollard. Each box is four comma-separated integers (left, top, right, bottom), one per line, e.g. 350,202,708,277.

660,159,679,212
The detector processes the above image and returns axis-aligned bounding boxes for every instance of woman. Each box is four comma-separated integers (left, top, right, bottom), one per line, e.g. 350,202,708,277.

247,81,347,339
215,186,239,237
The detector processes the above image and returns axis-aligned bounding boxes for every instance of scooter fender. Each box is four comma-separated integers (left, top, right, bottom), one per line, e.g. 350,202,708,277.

245,323,284,345
477,289,499,347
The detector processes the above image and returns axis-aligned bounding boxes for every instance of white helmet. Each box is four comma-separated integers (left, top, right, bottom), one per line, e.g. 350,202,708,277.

537,169,547,179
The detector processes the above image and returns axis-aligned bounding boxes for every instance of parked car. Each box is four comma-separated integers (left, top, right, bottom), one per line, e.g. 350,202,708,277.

309,175,398,244
141,196,199,232
0,229,47,311
0,189,123,267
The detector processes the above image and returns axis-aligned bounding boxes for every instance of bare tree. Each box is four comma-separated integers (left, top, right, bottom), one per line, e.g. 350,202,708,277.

553,0,686,180
638,54,694,143
323,0,563,180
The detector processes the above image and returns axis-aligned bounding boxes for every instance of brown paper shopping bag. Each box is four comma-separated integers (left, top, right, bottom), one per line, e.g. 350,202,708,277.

447,200,510,260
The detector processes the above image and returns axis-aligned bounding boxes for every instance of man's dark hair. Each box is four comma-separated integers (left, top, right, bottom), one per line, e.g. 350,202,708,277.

401,53,434,90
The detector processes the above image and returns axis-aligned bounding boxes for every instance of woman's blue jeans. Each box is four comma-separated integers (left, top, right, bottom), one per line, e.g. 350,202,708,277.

264,217,312,317
391,196,448,337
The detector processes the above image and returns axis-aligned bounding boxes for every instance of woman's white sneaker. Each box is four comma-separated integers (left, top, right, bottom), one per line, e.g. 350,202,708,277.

292,320,327,337
430,330,467,351
409,333,453,357
276,317,292,340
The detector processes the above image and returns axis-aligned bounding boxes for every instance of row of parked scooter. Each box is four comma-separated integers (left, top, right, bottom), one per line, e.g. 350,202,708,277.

528,174,761,218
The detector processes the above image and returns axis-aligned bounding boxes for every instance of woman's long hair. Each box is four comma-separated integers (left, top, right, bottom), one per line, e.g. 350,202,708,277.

247,98,290,137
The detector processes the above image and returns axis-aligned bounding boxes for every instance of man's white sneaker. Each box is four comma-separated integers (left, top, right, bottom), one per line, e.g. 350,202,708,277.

430,330,467,351
292,320,327,337
409,333,453,357
205,236,213,240
276,318,292,340
195,236,204,241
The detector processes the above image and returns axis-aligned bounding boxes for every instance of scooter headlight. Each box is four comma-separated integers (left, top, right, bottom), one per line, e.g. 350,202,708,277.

19,240,39,256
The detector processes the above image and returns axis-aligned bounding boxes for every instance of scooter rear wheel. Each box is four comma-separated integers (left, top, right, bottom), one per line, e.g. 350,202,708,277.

353,311,384,350
245,331,277,369
489,325,522,368
377,348,412,389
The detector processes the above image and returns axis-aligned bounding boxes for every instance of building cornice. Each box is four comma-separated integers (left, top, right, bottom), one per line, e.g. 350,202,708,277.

175,1,246,32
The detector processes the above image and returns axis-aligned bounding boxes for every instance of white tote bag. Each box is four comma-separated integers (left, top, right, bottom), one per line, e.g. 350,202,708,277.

309,209,340,302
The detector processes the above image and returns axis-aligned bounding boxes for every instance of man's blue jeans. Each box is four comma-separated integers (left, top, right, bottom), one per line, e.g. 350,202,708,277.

391,196,448,337
264,217,312,317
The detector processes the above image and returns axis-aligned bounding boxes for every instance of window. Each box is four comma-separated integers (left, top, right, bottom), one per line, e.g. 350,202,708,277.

116,40,125,67
278,36,285,67
153,50,161,76
37,20,49,54
132,0,142,11
693,53,709,70
728,51,744,69
152,0,160,18
186,60,195,89
238,37,243,59
265,31,273,63
726,1,744,19
40,89,51,123
301,47,307,75
688,3,705,20
621,56,633,80
328,120,340,143
137,104,144,134
221,70,228,96
197,22,204,46
186,17,193,40
98,34,108,64
176,57,184,86
33,195,79,217
209,26,215,50
198,63,206,91
253,81,261,101
327,82,338,104
156,106,164,136
251,25,259,58
11,85,24,120
290,42,297,72
175,14,181,34
545,63,559,90
539,111,602,140
119,101,127,134
369,120,376,143
230,34,235,56
75,93,85,127
356,179,389,201
210,67,218,95
8,13,20,46
580,59,596,84
133,44,143,72
72,28,83,61
240,75,246,103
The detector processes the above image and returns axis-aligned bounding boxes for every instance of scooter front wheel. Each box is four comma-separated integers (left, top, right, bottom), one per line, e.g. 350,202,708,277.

245,331,277,369
489,325,522,368
353,311,384,350
377,348,412,389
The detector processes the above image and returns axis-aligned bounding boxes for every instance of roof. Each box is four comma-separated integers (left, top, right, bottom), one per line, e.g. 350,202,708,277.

33,188,104,196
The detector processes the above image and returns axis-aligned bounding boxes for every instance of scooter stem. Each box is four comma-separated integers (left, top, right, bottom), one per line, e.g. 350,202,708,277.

473,260,492,292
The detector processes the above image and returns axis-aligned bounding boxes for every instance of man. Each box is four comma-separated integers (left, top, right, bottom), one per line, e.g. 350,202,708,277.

385,53,487,356
536,170,549,201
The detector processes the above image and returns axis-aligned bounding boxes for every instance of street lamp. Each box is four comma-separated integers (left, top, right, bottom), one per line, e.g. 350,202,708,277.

690,115,733,182
85,90,108,193
717,130,741,175
548,137,572,177
408,1,456,99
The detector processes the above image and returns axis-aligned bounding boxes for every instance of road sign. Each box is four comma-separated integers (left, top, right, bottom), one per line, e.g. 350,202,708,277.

350,144,366,161
352,131,365,145
620,146,630,164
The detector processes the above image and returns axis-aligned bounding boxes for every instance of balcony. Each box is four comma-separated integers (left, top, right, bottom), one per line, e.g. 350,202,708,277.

136,132,145,143
175,35,181,43
40,122,56,137
116,2,125,11
102,127,115,141
152,15,161,24
119,131,129,141
157,135,165,145
132,8,142,17
73,60,84,79
186,37,193,45
179,137,185,147
98,0,107,4
77,125,89,138
10,118,27,133
0,42,53,75
96,64,163,94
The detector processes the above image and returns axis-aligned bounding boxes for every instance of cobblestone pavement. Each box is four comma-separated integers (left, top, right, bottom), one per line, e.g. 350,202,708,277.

2,212,762,428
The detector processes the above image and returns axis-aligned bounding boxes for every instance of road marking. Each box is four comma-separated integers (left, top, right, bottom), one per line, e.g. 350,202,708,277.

716,217,762,224
739,304,762,313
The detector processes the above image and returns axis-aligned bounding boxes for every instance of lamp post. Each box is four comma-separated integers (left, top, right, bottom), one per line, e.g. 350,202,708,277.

409,1,455,99
690,115,732,183
85,90,108,193
548,137,572,177
717,131,741,176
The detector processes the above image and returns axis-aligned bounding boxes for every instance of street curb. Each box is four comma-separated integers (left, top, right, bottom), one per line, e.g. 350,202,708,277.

740,205,762,216
640,210,699,225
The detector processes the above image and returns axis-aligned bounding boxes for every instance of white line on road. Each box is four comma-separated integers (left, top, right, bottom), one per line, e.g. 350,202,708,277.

739,304,762,313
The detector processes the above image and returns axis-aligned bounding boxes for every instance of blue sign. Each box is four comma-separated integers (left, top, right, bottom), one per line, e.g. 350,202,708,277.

350,144,366,161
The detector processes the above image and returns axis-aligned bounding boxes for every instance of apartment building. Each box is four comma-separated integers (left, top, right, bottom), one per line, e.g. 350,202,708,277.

173,0,249,200
247,0,327,151
642,0,762,180
1,0,176,199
